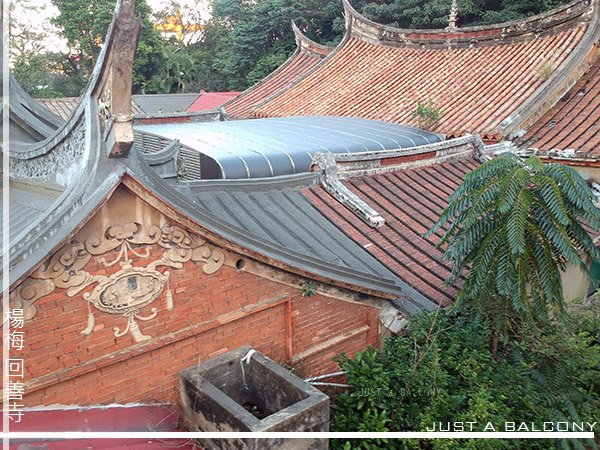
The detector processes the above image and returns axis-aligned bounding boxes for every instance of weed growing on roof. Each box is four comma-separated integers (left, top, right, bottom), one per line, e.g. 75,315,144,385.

537,60,555,81
412,99,442,130
300,281,317,298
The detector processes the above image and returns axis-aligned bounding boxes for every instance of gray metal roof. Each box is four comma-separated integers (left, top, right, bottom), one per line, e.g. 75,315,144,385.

174,173,397,280
133,93,200,115
135,116,443,180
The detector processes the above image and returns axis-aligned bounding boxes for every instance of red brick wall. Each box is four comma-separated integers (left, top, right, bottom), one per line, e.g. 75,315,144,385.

11,247,380,407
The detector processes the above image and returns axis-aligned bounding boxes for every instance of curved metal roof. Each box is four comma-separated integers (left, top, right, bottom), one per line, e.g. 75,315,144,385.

134,116,443,179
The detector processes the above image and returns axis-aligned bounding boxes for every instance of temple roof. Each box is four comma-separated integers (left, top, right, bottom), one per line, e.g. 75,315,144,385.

518,56,600,156
223,23,332,119
9,0,599,315
248,0,597,141
6,1,409,308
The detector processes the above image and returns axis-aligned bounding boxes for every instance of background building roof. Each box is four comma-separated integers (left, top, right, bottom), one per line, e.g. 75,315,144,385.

39,95,186,119
189,91,241,111
250,0,595,141
132,92,200,114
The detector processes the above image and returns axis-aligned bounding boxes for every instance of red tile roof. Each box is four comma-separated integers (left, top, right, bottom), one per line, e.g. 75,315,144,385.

303,156,479,307
519,56,600,155
188,90,241,112
224,23,331,119
252,0,593,141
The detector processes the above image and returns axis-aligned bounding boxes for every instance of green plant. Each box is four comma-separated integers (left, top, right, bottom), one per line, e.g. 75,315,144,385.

411,99,442,130
300,281,317,298
330,309,599,450
425,153,600,352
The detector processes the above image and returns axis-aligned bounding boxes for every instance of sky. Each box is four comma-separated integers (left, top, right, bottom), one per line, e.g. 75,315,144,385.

10,0,212,54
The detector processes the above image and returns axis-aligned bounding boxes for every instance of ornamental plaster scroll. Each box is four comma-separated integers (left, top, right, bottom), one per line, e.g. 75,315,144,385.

9,221,226,342
9,124,86,180
98,70,113,137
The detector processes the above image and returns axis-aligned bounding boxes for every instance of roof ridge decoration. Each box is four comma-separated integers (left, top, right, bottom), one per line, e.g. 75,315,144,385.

9,0,140,182
313,152,385,228
95,0,141,157
342,0,594,47
311,136,486,228
291,21,333,58
8,0,142,285
447,0,458,30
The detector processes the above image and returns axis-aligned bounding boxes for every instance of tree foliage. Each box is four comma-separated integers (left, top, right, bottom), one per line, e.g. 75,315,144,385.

426,154,600,339
50,0,165,93
361,0,571,29
209,0,347,90
331,309,600,450
14,0,575,96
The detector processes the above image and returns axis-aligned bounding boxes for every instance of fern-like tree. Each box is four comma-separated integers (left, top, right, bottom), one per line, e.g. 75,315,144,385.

426,153,600,352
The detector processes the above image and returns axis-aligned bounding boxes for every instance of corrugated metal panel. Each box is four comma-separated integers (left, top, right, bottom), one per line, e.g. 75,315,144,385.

135,116,442,180
134,130,172,154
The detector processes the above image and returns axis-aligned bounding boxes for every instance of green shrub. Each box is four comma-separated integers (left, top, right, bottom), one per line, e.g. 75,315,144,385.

331,309,599,450
411,99,442,130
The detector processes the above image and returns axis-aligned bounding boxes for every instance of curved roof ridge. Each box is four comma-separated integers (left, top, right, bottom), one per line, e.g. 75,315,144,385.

291,21,333,58
10,0,141,165
223,23,334,118
9,75,64,142
343,0,594,47
9,0,127,166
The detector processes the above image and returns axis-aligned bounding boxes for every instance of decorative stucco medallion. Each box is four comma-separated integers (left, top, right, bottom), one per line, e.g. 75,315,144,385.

82,265,170,343
11,219,227,343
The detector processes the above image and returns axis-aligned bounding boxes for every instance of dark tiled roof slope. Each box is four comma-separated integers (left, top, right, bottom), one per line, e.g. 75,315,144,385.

519,57,600,155
133,93,200,114
255,26,586,140
303,157,481,306
39,96,144,119
178,174,400,283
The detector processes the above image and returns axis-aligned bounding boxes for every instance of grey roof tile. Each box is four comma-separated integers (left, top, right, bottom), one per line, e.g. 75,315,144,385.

180,174,399,281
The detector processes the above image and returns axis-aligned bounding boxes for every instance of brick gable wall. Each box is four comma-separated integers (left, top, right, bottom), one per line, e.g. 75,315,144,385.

6,187,381,407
